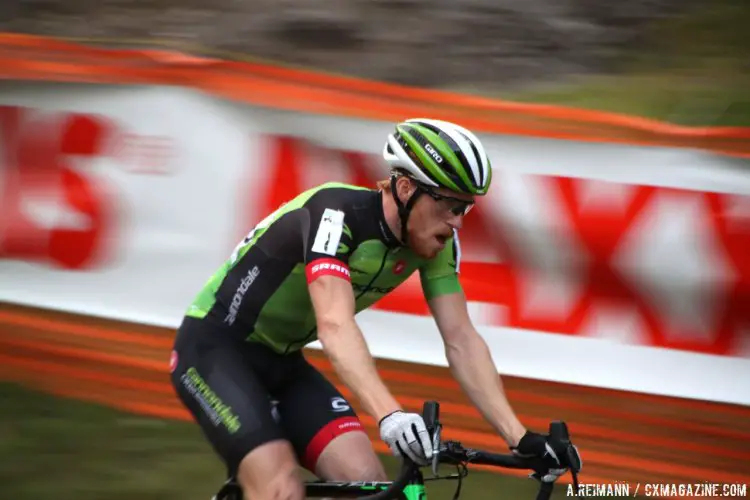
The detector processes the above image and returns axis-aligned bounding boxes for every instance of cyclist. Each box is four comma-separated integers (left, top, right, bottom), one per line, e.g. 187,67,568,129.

170,118,580,500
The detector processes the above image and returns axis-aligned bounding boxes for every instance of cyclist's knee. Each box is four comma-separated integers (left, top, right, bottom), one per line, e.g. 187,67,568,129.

237,440,304,500
314,431,386,481
241,468,303,500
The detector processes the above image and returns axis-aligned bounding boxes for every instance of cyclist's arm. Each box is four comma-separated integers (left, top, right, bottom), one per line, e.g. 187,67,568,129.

429,292,526,447
301,194,401,422
310,276,401,421
420,231,526,448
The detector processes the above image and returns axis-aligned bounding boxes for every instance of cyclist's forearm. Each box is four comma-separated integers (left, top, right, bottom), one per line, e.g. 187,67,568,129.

446,330,526,447
318,320,401,422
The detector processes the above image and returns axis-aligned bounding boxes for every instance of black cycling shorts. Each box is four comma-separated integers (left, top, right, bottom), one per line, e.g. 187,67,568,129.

169,316,366,475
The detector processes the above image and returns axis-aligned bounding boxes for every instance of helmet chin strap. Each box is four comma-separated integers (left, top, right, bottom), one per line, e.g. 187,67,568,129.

390,175,424,245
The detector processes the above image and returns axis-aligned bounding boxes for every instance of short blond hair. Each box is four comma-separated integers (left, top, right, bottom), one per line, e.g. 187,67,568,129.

376,178,391,192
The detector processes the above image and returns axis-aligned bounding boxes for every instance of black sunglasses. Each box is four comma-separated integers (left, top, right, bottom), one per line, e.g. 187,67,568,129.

421,188,474,216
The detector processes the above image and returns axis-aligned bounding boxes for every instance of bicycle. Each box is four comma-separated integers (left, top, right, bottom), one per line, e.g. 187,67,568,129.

212,400,582,500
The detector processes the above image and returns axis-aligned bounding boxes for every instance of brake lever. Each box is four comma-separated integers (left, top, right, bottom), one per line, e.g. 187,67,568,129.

547,422,583,497
555,423,582,493
422,401,442,477
431,423,442,477
568,444,582,495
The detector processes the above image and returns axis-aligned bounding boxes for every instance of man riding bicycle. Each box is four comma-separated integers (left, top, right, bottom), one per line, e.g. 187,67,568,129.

170,118,580,500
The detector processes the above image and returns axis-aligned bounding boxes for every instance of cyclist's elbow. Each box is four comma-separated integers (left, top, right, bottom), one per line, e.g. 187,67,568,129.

316,314,357,348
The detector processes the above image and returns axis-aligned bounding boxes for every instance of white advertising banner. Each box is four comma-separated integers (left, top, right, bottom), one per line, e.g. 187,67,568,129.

1,82,749,405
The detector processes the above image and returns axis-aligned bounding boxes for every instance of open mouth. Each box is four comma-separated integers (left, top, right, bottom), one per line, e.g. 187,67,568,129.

435,234,449,245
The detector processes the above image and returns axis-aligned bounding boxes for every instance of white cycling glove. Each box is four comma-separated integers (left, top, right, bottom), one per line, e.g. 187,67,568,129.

378,410,433,465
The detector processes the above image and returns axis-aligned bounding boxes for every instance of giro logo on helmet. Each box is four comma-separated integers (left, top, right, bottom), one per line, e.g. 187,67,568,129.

424,143,443,164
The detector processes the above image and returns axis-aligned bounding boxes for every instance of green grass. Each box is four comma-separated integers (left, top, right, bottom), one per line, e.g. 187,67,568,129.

497,72,749,127
0,382,569,500
443,0,750,126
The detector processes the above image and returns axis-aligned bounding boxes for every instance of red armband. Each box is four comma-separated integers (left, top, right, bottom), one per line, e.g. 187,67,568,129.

306,258,351,284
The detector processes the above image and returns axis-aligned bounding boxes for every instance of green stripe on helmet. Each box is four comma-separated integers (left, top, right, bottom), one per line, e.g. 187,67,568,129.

397,125,463,192
412,120,479,188
408,123,475,193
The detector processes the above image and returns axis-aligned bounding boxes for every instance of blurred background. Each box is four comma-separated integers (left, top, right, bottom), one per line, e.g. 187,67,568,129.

1,1,749,499
0,0,748,124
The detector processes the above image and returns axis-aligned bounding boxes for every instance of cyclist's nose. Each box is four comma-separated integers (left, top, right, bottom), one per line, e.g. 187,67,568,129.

447,213,464,230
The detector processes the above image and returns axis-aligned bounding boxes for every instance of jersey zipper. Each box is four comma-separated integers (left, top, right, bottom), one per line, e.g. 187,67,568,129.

285,246,393,354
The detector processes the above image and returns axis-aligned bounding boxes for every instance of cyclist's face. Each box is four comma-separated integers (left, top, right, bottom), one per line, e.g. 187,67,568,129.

408,185,474,259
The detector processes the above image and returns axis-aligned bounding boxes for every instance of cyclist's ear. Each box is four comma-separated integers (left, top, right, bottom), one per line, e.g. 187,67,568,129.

394,175,417,203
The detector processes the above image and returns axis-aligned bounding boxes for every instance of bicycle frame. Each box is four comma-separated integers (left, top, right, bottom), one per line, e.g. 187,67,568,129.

213,468,426,500
304,468,426,500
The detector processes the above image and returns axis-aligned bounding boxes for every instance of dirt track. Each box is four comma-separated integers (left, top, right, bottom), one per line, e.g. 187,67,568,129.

1,302,749,487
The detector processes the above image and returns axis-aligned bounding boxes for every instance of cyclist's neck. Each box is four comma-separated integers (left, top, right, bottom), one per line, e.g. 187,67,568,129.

377,189,403,247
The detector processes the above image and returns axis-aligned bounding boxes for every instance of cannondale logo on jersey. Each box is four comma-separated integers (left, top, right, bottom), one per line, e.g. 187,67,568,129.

224,265,261,325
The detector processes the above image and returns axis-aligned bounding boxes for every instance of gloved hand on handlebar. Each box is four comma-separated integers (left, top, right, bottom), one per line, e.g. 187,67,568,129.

379,410,434,466
511,429,583,483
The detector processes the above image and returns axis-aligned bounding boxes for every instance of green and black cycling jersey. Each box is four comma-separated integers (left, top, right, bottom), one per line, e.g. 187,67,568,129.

186,182,462,354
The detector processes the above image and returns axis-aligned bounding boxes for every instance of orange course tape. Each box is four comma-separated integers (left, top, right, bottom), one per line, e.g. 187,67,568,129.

0,32,748,158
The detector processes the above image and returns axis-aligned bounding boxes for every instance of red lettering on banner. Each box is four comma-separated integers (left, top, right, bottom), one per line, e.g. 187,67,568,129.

306,258,351,283
708,193,750,354
0,107,120,269
545,178,660,336
254,134,750,356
